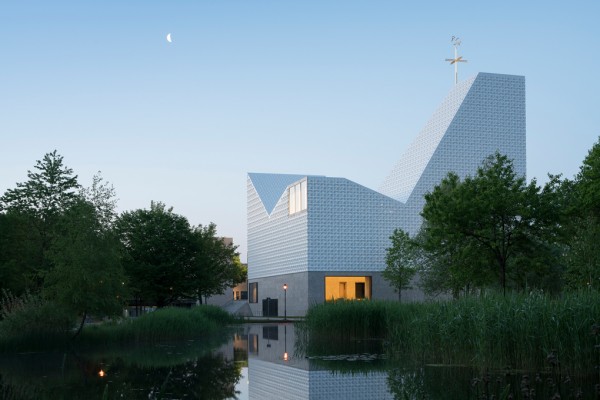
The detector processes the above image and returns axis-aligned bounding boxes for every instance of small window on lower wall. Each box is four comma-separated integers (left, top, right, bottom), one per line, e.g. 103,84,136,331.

249,283,258,303
325,276,372,301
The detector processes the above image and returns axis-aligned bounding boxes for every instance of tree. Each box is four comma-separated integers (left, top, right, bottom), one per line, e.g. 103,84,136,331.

382,228,418,302
0,212,41,295
417,227,493,298
563,137,600,290
45,200,128,337
0,150,80,289
420,153,561,295
79,172,118,230
115,202,195,308
189,224,245,303
0,150,80,222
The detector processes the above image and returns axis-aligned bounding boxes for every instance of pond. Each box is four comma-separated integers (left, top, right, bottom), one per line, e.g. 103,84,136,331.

0,323,598,399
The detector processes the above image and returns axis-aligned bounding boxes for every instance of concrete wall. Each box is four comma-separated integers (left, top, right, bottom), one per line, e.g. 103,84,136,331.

248,271,425,316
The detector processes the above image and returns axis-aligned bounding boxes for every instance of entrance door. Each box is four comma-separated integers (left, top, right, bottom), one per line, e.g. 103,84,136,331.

262,298,278,317
355,282,366,299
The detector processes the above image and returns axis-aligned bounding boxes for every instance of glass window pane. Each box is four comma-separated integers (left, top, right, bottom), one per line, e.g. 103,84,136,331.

295,183,301,213
301,180,307,211
289,186,296,214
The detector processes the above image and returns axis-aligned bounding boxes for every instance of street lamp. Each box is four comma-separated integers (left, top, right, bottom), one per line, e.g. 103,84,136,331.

283,284,288,321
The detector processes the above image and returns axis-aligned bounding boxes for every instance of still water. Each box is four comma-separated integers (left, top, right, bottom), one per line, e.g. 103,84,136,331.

0,323,597,399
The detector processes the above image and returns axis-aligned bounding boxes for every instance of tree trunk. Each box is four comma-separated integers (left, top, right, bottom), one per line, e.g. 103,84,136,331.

72,310,87,340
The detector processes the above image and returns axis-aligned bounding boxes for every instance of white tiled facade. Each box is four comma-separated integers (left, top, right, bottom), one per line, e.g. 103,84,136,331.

380,72,526,234
247,72,526,315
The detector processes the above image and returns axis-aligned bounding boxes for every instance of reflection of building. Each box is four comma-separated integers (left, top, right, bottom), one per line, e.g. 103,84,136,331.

247,323,394,400
247,73,526,316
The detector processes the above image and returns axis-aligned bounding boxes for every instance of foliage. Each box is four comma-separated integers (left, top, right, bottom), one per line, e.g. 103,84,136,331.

576,137,600,218
0,151,80,289
116,202,196,308
0,150,80,219
562,137,600,290
383,228,418,302
0,290,74,350
116,203,243,307
304,291,600,373
190,223,245,302
78,306,235,345
44,200,128,337
420,153,562,295
0,212,41,295
79,172,118,230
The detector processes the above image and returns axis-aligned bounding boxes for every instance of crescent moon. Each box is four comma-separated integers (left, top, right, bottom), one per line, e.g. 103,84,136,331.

166,33,172,43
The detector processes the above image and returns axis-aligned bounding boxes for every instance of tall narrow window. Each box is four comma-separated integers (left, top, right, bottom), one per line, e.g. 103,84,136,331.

288,179,308,215
289,186,296,214
249,283,258,303
301,180,307,211
295,182,301,211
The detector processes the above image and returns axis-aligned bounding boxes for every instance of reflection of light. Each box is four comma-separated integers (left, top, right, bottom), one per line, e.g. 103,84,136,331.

98,369,106,377
283,352,289,361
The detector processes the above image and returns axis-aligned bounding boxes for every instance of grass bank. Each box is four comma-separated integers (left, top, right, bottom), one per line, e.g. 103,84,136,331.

78,305,236,346
0,305,237,352
304,291,600,372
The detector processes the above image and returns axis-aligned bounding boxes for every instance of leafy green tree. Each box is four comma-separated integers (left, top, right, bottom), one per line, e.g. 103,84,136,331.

0,212,41,295
420,153,561,295
79,172,118,230
189,224,245,303
563,137,600,289
45,200,128,337
382,228,418,302
116,202,195,308
0,151,80,289
0,150,80,223
576,137,600,218
417,227,493,298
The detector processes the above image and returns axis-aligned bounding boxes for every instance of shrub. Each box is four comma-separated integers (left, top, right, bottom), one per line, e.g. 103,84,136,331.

0,289,74,350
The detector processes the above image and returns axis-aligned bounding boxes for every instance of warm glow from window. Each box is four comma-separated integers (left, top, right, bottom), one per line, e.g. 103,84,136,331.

325,276,372,301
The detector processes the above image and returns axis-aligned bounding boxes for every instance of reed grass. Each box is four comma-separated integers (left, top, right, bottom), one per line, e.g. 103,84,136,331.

78,305,235,346
304,291,600,373
0,305,236,352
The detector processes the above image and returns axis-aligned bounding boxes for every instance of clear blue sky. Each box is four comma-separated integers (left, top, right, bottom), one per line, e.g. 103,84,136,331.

2,1,599,262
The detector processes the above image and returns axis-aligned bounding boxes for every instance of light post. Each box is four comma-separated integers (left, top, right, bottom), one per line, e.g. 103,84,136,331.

283,283,287,321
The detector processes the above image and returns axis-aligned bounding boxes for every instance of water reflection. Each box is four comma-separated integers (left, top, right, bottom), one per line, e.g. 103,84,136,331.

247,323,393,400
0,324,598,399
0,333,243,400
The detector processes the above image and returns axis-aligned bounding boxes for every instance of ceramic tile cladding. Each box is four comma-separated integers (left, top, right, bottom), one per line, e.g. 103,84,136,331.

247,72,525,281
380,72,526,235
307,177,405,272
247,174,309,279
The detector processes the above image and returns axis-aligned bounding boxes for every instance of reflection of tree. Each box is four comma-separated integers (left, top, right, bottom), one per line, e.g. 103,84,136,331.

387,368,427,400
106,353,242,399
0,350,242,400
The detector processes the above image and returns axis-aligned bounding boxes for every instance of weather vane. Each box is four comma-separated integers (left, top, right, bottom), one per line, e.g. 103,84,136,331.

445,36,467,85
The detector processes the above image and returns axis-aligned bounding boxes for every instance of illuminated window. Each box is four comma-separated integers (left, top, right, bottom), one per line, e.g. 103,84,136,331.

288,180,307,215
325,276,372,301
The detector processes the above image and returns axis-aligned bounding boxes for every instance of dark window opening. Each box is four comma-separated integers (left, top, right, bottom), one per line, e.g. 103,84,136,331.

249,283,258,303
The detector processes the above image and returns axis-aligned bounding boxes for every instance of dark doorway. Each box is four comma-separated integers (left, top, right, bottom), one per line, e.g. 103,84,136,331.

262,298,278,317
355,282,366,299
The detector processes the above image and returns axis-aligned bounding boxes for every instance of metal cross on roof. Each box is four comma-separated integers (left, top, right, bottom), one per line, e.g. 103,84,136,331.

445,36,468,85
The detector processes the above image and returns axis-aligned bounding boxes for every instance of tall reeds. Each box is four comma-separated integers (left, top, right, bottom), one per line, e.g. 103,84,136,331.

78,305,236,346
304,291,600,373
